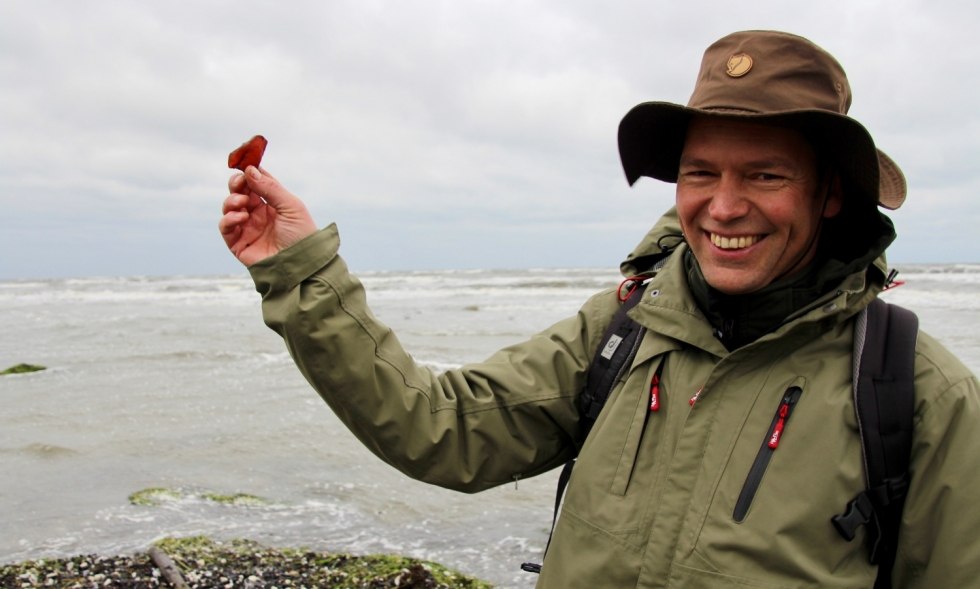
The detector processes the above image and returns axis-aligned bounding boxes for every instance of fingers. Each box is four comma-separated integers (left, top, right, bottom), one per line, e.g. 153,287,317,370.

221,192,245,215
228,171,246,193
220,166,318,264
218,208,246,235
219,191,252,246
218,208,247,248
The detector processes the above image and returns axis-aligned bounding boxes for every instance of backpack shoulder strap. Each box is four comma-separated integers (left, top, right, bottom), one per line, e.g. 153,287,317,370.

578,279,649,440
832,298,919,588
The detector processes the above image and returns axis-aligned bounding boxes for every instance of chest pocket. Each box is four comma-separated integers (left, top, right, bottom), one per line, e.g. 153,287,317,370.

686,372,872,586
561,356,666,547
607,357,666,496
732,382,805,521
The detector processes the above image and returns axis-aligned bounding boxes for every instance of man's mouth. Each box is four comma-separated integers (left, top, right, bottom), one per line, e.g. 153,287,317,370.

710,233,761,250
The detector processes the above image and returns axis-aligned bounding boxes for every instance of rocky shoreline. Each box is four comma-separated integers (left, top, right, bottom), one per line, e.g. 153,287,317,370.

0,536,493,589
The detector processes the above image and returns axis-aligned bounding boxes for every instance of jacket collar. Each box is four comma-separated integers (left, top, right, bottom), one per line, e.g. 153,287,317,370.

621,207,895,352
626,242,887,362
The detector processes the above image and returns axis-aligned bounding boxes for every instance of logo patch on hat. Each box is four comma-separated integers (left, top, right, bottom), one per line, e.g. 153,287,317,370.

726,53,753,77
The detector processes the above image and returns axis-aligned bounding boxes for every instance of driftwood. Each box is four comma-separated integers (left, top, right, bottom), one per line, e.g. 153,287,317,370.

148,546,189,589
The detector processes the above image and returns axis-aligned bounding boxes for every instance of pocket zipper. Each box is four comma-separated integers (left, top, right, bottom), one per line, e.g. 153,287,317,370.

733,386,804,522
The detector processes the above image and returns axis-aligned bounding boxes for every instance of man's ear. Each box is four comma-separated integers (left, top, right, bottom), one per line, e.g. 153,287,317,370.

822,173,843,219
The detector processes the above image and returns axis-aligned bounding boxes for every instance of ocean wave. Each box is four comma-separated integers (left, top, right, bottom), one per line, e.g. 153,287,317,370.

0,275,259,305
895,263,980,274
894,264,980,284
884,287,980,311
110,350,293,365
0,443,80,459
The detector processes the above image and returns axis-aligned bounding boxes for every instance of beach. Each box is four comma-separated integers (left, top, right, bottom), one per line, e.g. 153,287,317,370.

2,265,978,588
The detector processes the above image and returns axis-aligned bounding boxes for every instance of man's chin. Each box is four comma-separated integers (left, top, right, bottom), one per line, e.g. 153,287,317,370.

701,269,768,296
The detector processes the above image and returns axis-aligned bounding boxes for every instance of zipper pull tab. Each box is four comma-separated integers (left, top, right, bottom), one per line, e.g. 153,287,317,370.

649,373,661,412
768,389,800,449
689,385,703,407
768,408,788,448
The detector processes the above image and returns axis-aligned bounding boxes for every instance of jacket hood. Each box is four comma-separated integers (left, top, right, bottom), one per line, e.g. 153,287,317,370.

620,207,687,278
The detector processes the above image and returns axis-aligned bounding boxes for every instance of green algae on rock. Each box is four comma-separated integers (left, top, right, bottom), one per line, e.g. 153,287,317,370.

1,363,46,375
202,492,268,506
0,536,495,588
128,487,271,507
128,487,183,506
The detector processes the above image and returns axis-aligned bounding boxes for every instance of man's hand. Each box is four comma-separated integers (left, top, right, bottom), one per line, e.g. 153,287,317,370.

219,166,318,267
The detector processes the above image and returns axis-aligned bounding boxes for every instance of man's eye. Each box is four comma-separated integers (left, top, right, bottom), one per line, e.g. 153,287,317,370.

755,173,783,181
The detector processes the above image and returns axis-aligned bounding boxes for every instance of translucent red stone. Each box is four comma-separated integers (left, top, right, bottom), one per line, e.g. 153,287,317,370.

228,135,268,171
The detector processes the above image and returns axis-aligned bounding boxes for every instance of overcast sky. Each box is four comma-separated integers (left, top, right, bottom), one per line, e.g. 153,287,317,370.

1,0,977,280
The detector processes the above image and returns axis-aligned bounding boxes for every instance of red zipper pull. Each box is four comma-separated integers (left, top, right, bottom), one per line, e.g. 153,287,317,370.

689,386,703,406
649,373,661,411
768,402,791,449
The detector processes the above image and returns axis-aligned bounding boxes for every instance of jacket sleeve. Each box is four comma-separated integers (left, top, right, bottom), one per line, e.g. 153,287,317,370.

248,224,611,493
894,331,980,587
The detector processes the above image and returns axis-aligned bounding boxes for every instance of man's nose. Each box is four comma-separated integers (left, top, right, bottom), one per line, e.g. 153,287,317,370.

707,175,750,221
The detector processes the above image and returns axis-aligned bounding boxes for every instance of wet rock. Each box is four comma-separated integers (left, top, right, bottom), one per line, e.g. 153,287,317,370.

0,536,494,588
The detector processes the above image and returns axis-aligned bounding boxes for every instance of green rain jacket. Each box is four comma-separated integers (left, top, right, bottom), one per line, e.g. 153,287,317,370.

249,214,980,588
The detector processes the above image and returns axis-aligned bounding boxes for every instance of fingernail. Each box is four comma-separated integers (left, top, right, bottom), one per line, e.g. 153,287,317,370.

247,166,261,180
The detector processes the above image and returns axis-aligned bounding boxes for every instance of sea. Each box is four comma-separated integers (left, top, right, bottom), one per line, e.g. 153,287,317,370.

2,265,979,588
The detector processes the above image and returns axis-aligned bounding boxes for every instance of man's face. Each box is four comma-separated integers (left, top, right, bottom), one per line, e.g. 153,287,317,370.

675,117,841,295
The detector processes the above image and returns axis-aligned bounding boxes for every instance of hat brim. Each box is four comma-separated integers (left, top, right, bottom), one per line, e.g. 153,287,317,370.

618,102,906,210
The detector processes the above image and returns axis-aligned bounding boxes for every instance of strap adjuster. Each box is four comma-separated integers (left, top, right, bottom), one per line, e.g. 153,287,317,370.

870,474,910,507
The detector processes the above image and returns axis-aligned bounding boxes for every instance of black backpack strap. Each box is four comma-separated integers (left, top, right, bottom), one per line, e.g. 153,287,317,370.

832,298,918,587
579,279,649,437
521,279,648,575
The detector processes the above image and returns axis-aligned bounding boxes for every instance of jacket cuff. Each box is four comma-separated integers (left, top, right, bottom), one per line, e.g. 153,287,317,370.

248,224,340,297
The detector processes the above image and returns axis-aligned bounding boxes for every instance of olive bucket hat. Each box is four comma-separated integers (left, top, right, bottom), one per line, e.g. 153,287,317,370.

618,30,907,209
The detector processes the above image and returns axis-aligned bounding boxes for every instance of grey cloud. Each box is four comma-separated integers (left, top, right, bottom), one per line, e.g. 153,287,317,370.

1,0,978,279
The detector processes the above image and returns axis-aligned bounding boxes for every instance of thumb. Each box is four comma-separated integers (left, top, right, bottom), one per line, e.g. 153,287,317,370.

240,165,318,244
243,165,297,209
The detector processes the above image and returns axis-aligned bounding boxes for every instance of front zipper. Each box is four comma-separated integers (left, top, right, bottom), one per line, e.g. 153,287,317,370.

733,386,804,522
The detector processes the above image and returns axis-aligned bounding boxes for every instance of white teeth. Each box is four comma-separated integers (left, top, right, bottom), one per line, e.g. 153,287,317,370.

711,234,759,250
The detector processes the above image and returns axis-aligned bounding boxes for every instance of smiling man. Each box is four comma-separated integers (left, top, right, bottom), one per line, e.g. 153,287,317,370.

221,31,979,588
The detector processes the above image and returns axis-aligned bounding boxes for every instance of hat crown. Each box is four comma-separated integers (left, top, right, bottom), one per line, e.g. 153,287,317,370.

689,31,852,116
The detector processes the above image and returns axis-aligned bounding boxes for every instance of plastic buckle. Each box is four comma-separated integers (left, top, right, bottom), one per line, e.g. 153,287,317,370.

832,492,875,542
